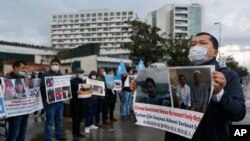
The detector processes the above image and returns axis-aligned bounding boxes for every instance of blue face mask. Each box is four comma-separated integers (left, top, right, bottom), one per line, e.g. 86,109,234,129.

18,71,26,77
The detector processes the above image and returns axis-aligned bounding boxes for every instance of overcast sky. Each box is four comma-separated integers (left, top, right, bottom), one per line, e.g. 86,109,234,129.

0,0,249,69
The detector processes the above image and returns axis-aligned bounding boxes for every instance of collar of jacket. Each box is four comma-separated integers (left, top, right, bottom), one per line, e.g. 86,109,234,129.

48,70,62,76
7,71,23,79
201,58,221,71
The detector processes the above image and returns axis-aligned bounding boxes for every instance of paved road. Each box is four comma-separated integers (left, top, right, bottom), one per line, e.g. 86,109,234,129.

0,101,165,141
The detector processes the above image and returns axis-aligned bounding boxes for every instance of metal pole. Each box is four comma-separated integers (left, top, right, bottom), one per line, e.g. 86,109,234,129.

219,22,221,47
214,22,221,47
214,22,222,61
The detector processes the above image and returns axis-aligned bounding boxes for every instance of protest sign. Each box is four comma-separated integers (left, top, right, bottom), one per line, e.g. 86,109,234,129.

0,82,5,117
1,78,43,117
113,80,122,91
45,75,72,104
78,84,92,98
104,74,115,89
134,66,214,139
86,79,105,96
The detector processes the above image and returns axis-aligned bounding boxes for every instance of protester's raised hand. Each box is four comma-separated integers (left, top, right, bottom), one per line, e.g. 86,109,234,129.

212,71,226,94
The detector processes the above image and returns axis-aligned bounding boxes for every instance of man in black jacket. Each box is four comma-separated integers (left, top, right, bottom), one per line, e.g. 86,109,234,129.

164,32,246,141
5,60,29,141
129,32,246,141
70,68,87,141
40,58,66,141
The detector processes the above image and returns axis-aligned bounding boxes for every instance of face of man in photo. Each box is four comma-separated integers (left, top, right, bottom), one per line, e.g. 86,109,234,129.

146,81,156,97
179,76,186,87
16,83,24,93
194,73,201,85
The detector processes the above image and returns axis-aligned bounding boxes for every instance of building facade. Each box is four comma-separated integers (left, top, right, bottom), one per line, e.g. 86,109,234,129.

0,43,131,74
146,3,203,37
51,9,138,58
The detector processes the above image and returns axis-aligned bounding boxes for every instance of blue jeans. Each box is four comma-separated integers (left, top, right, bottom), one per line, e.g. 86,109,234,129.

44,102,64,141
120,91,132,116
6,114,29,141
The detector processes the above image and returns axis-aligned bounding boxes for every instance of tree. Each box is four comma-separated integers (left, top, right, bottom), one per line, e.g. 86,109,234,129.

226,55,249,77
121,20,167,66
165,34,192,66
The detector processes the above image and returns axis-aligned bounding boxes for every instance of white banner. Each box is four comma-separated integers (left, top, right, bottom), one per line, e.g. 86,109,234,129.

134,66,214,139
86,79,105,96
78,83,92,98
1,77,43,117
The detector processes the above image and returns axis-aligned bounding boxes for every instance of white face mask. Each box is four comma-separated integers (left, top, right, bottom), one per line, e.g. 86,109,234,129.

188,46,210,65
103,72,106,76
51,65,60,72
91,75,96,80
79,74,84,79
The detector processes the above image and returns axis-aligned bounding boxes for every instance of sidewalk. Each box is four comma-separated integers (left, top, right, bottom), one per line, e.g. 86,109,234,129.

0,101,165,141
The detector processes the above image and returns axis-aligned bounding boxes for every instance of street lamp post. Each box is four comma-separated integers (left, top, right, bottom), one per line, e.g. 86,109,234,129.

214,22,221,47
214,22,224,66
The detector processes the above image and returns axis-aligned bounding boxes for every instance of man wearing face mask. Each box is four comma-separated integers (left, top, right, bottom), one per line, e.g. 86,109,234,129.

70,68,88,141
164,32,246,141
5,60,29,141
40,58,67,141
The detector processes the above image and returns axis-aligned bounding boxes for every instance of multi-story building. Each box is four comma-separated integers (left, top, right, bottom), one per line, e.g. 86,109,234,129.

51,9,138,58
146,3,203,37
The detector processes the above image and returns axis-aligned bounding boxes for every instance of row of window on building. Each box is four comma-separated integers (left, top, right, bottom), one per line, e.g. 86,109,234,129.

53,11,134,19
51,21,129,28
52,17,133,23
52,37,130,43
52,42,124,49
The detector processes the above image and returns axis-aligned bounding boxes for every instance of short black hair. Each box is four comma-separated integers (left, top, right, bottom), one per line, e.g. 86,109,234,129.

108,69,114,73
178,74,186,80
12,60,27,69
126,67,132,72
145,78,156,87
50,58,61,65
195,32,219,50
